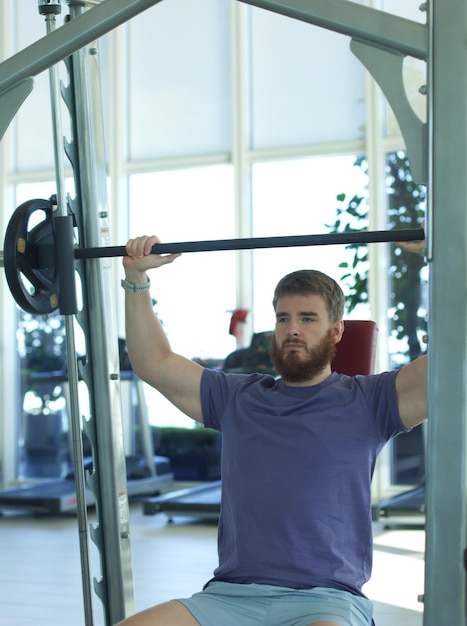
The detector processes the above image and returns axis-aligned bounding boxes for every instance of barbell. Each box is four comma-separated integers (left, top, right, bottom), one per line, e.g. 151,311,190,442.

1,197,425,316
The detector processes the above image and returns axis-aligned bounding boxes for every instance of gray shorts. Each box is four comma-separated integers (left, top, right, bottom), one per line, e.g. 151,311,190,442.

177,581,374,626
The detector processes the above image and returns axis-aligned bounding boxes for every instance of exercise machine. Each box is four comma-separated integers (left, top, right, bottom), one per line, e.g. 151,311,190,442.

0,369,173,515
0,1,466,625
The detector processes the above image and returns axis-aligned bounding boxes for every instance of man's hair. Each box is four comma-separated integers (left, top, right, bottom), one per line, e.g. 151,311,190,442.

272,269,345,322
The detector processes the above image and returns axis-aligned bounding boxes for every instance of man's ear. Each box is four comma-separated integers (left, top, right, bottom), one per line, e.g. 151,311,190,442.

332,320,345,344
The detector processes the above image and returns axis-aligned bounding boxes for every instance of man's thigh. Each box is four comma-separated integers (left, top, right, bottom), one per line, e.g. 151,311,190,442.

115,600,200,625
271,587,373,626
177,583,373,626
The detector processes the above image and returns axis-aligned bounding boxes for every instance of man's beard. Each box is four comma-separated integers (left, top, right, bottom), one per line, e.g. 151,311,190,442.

270,329,337,383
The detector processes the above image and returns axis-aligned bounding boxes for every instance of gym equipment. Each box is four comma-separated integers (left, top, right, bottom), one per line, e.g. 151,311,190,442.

0,368,174,515
372,481,426,525
142,320,378,522
39,5,94,624
143,480,222,520
3,198,60,314
0,196,424,315
1,0,466,624
373,424,427,525
223,331,276,375
0,460,173,515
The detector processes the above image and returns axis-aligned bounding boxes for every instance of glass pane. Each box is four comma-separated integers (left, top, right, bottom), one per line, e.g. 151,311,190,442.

385,151,427,367
251,155,369,332
18,309,69,480
249,7,366,149
11,3,58,171
129,164,236,426
127,0,232,160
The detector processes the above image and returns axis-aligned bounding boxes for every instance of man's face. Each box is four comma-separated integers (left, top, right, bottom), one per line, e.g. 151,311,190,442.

270,293,343,385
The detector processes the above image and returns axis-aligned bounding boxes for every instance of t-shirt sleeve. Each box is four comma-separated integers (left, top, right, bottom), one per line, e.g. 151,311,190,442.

356,369,410,440
201,369,262,431
201,369,235,431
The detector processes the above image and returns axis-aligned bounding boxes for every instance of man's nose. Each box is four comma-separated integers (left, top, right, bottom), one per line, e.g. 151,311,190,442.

287,322,300,337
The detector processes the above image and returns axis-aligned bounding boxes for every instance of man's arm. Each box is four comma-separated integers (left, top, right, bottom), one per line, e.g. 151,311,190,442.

395,354,427,429
123,235,204,423
394,226,427,429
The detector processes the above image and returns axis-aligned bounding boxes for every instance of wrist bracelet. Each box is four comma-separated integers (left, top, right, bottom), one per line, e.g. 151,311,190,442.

121,277,151,292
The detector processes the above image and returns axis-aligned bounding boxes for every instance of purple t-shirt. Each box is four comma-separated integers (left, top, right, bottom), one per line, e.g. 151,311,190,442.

201,369,408,596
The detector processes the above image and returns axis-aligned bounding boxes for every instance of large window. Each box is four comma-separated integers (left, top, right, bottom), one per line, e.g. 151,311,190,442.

129,164,237,426
129,164,237,359
127,0,232,160
249,7,365,149
251,155,369,331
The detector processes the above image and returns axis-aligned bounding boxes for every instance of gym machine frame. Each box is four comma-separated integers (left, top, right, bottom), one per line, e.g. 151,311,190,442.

0,1,464,626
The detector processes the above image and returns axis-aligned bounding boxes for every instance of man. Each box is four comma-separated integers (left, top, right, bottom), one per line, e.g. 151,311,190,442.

117,235,427,626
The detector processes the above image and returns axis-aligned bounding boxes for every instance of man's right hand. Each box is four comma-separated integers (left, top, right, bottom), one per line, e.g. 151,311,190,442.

123,235,181,280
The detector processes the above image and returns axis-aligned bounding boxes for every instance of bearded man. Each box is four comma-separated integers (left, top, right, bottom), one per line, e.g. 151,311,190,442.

118,238,427,626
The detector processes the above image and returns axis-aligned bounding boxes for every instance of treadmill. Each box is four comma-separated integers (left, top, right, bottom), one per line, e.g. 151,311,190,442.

372,480,426,524
143,480,221,521
372,423,427,525
0,458,174,515
0,368,173,515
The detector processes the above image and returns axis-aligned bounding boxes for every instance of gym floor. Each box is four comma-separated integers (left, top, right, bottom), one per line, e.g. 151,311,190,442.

0,498,425,626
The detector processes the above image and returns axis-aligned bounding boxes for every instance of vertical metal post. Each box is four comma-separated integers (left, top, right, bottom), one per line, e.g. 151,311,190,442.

424,1,467,624
39,2,94,624
65,1,135,622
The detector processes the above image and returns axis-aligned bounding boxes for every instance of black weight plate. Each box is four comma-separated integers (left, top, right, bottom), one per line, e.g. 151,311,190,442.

3,198,59,314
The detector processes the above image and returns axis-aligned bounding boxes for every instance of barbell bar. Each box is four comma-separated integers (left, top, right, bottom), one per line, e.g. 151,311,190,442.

76,227,424,258
3,227,425,261
1,197,425,315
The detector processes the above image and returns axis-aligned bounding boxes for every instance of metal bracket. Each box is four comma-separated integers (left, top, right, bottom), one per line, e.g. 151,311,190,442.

350,39,427,184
